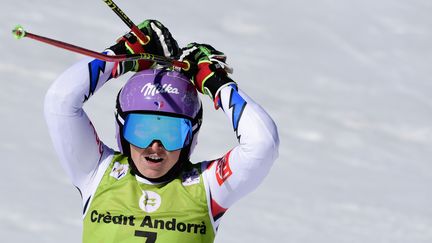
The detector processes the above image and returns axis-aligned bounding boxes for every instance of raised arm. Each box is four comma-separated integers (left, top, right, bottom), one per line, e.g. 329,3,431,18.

206,84,279,207
44,57,115,189
180,43,279,226
44,20,181,190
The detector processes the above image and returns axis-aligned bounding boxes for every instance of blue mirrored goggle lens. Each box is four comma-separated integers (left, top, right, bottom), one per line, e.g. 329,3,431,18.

123,114,192,151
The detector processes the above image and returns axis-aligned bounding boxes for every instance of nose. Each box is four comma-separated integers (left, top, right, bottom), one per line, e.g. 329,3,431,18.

148,140,164,151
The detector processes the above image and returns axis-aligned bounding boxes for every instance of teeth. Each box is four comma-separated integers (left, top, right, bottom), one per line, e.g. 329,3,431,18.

145,155,163,163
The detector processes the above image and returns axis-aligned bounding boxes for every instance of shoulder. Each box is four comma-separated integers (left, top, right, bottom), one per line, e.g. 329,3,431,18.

179,162,203,187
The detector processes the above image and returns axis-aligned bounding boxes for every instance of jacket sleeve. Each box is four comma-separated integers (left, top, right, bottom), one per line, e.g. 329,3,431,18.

44,57,116,190
202,85,279,226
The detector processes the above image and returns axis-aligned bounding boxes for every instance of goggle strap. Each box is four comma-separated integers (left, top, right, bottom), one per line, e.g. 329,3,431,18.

116,110,125,125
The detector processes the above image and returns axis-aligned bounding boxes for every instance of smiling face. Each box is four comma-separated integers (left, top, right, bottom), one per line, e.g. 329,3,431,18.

129,141,181,179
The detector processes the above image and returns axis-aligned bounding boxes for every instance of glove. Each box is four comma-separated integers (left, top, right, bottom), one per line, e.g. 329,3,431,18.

179,43,236,101
107,19,181,77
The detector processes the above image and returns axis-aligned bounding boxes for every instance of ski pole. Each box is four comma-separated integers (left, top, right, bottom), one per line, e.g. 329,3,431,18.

102,0,195,71
101,0,233,74
102,0,149,45
11,25,187,67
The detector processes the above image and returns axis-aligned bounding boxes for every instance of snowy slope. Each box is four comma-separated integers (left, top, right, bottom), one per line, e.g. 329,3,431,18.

1,0,431,242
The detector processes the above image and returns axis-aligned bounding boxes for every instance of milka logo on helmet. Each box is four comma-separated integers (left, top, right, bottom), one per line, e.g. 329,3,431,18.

141,83,180,96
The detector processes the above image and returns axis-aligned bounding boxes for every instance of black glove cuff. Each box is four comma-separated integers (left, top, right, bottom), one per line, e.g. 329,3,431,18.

205,74,237,100
108,41,127,55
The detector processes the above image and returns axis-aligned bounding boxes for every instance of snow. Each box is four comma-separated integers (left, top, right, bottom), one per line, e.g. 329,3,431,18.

1,0,431,242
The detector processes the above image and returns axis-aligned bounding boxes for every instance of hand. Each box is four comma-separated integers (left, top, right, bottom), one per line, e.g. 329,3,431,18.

180,43,236,100
107,19,181,77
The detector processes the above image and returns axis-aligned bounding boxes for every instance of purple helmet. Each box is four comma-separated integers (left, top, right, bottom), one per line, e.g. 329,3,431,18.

115,69,202,157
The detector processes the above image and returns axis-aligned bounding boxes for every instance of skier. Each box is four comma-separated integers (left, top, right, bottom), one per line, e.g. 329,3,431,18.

44,19,279,242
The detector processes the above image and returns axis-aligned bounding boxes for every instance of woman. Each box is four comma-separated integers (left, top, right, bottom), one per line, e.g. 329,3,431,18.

44,19,279,242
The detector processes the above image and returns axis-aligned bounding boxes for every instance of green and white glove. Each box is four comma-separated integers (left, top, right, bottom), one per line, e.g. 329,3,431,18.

180,43,236,101
107,19,181,77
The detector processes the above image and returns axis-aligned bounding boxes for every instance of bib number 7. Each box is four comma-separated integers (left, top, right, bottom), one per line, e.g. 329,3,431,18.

135,230,157,243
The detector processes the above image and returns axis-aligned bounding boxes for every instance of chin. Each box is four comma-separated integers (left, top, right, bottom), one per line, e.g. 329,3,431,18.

139,169,165,179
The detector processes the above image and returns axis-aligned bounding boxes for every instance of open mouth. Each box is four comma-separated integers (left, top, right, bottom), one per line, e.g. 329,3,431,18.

145,156,163,163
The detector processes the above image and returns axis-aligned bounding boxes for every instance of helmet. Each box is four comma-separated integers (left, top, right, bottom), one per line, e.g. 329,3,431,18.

115,68,202,159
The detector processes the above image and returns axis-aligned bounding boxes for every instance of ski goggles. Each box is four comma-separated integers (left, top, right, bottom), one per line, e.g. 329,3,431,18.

123,113,192,151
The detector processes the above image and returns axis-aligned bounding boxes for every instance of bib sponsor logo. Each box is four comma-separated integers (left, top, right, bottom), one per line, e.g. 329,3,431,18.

110,162,129,180
139,191,161,213
89,210,207,235
182,168,200,186
141,83,179,96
